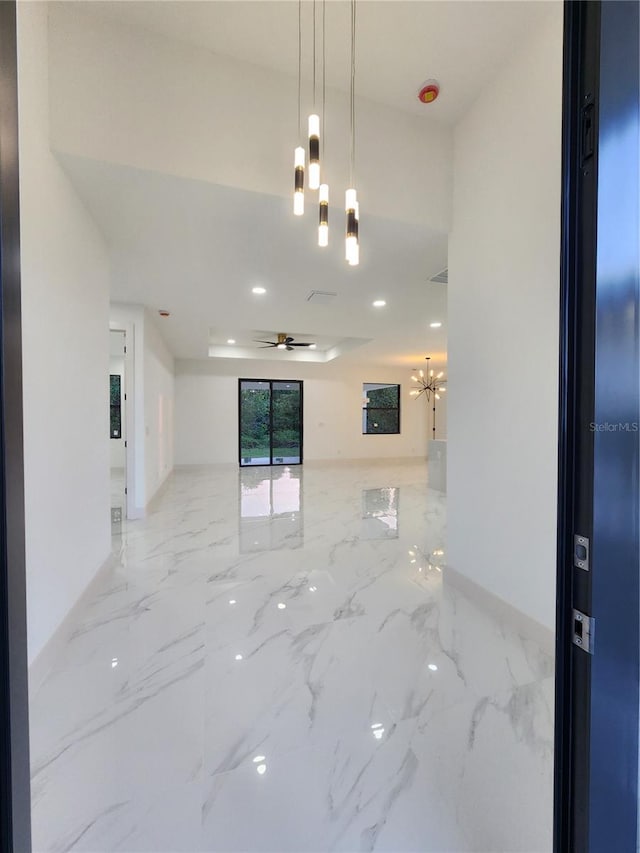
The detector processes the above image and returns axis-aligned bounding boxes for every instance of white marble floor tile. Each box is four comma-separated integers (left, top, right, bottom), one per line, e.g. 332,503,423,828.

30,462,554,853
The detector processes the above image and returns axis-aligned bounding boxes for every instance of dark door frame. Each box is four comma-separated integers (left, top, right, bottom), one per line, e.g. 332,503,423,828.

238,379,304,467
555,1,640,850
0,1,32,850
1,0,639,849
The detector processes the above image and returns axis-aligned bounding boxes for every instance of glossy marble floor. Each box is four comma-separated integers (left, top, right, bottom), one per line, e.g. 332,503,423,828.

30,462,554,852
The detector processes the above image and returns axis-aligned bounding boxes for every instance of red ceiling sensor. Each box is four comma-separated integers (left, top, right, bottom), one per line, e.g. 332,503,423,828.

418,80,440,105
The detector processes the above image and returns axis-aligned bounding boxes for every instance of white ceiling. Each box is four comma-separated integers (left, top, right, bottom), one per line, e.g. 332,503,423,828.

60,154,447,366
54,1,555,368
87,0,555,124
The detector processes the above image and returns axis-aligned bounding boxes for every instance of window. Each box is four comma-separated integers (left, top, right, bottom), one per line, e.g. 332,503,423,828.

110,375,122,439
362,383,400,434
239,379,303,465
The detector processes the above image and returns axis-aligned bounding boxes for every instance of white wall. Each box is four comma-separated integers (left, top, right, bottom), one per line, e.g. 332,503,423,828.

176,359,428,465
18,2,112,664
143,308,174,501
110,303,174,513
447,5,562,630
47,3,451,232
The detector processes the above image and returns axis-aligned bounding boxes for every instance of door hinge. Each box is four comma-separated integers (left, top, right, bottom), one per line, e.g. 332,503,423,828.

574,533,590,571
572,609,595,654
124,440,127,448
124,345,127,354
124,487,128,495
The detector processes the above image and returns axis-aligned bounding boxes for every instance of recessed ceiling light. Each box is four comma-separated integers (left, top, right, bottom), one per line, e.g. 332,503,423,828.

227,338,236,344
252,286,267,295
373,300,386,308
430,322,442,328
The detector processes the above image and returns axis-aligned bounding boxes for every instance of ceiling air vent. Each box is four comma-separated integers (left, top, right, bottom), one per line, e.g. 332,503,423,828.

307,290,338,304
428,268,448,284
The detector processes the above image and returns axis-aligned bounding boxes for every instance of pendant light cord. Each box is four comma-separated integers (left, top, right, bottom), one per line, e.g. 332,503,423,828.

312,0,317,109
322,0,326,163
349,0,356,186
297,0,302,139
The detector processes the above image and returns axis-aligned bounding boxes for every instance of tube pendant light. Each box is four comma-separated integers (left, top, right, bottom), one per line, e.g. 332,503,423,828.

308,0,320,190
345,0,359,265
317,0,329,246
308,114,320,190
345,188,358,263
294,146,305,216
293,0,305,216
318,183,329,246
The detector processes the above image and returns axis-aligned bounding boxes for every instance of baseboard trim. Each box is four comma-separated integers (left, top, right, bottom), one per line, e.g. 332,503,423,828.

443,564,555,654
173,458,428,470
28,551,116,697
303,456,428,467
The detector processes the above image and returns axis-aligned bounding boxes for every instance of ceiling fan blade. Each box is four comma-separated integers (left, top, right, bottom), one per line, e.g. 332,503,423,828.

257,345,273,349
253,340,276,346
286,346,294,351
289,342,313,347
285,337,294,344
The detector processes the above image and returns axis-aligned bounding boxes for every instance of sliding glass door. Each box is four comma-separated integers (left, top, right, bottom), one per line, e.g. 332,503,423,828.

239,379,303,466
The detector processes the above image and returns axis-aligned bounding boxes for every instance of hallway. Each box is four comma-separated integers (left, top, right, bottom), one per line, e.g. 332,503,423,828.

29,461,553,852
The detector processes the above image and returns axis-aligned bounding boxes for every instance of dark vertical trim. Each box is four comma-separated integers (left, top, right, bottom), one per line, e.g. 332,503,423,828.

0,2,32,850
298,380,304,464
555,2,601,850
588,1,640,847
237,377,242,466
268,379,274,464
556,1,640,850
556,1,602,847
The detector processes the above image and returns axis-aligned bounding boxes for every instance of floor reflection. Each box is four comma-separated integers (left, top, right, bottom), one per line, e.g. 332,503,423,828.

239,466,303,552
361,486,399,539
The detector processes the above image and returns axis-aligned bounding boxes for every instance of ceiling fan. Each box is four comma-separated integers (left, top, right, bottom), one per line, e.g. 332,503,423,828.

254,333,316,352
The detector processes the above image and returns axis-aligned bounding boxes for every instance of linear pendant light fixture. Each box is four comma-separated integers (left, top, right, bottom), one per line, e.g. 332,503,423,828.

308,0,320,190
345,0,359,266
290,0,360,267
293,0,305,216
318,0,329,247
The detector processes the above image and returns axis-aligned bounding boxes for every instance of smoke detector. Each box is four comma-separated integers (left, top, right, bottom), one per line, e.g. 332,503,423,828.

418,80,440,104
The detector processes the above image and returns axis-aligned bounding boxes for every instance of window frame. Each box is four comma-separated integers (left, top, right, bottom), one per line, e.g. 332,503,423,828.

362,382,401,435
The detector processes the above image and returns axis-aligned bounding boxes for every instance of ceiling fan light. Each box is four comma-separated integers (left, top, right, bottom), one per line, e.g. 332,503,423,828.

277,343,287,350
